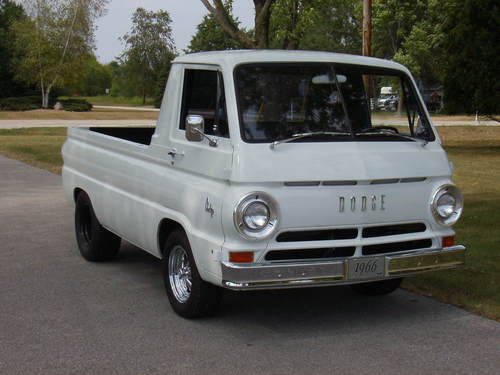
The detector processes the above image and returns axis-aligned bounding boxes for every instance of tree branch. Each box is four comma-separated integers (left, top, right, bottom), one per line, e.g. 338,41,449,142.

200,0,216,13
254,0,274,28
200,0,254,48
49,0,82,89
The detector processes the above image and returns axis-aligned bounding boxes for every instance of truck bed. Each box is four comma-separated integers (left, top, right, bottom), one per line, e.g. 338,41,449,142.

89,127,155,145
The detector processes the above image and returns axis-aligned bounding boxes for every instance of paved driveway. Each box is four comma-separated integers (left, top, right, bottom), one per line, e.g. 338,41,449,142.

0,155,499,375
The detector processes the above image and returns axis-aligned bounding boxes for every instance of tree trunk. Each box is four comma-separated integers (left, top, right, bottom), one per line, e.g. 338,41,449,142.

142,92,146,105
41,81,54,109
200,0,254,48
200,0,275,49
254,0,273,48
362,0,373,99
40,0,81,110
281,1,300,50
42,90,50,109
362,0,372,57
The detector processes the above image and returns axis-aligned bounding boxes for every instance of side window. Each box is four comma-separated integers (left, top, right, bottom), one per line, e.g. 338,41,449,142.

179,69,229,138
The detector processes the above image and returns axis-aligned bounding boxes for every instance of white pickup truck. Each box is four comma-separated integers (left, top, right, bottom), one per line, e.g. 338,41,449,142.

62,51,465,318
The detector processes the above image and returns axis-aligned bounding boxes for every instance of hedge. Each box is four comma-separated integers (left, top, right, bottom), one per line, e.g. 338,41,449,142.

58,98,93,112
0,96,92,112
0,96,40,111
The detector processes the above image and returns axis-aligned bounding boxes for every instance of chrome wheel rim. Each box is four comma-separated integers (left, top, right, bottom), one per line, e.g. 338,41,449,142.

168,245,192,303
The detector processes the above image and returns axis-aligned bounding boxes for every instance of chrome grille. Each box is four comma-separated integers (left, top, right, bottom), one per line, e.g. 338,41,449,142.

277,222,426,243
276,228,358,242
269,222,432,261
362,223,426,238
265,247,356,261
362,239,432,255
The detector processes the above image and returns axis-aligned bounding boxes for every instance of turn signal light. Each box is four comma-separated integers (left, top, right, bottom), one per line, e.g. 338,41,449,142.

442,236,455,248
229,251,254,263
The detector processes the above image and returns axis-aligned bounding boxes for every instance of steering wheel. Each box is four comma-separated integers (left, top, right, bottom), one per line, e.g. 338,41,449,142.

373,125,399,133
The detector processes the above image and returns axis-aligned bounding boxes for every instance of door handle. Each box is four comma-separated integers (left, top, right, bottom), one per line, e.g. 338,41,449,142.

168,148,184,158
167,148,184,165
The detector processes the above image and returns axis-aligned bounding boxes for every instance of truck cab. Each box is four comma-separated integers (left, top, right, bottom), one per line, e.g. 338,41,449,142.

62,51,465,318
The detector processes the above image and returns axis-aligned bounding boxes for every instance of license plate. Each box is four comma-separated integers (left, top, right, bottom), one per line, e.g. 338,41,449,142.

348,257,386,280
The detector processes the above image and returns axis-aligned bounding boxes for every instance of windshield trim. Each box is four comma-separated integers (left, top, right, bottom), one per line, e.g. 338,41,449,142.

233,62,435,144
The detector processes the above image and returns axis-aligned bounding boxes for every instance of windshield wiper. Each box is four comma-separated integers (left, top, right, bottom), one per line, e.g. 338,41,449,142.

270,131,352,150
355,128,428,147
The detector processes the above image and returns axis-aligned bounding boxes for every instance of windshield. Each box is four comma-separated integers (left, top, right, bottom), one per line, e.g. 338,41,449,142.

235,63,435,143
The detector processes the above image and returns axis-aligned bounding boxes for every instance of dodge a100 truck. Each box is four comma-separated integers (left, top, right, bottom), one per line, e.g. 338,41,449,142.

62,51,465,318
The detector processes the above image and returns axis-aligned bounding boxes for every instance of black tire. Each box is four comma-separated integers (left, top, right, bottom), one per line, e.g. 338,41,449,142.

351,278,402,296
75,191,121,262
162,229,222,319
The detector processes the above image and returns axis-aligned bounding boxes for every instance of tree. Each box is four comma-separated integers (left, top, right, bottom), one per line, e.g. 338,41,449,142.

372,0,427,59
153,61,172,108
108,61,132,97
12,0,108,108
275,0,362,53
200,0,277,48
187,0,244,52
200,0,361,51
120,8,176,105
65,56,113,96
269,0,316,49
389,0,499,115
392,3,443,85
0,0,29,98
439,0,499,115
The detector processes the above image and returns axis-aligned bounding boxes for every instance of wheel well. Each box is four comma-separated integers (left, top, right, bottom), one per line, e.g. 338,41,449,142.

73,188,84,202
158,218,185,256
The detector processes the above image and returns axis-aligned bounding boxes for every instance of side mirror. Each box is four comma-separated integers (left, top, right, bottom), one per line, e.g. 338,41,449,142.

185,115,205,142
184,114,218,147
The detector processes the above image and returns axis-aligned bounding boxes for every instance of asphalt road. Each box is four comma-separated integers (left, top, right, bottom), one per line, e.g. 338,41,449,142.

0,155,499,375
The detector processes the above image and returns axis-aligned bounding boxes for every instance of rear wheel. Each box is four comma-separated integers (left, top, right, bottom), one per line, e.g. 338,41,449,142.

351,278,402,296
162,229,222,318
75,191,121,261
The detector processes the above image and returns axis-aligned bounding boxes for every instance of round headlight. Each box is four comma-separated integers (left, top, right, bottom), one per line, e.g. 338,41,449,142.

243,201,270,230
234,192,278,240
431,184,463,226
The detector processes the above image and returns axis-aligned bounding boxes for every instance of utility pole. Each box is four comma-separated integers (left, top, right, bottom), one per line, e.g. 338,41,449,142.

362,0,372,57
362,0,373,100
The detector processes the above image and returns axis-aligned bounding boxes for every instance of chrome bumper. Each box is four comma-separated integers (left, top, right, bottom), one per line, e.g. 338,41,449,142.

221,245,466,290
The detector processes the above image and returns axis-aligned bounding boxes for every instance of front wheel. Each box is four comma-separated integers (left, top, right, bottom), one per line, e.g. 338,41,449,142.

350,278,402,296
162,230,222,318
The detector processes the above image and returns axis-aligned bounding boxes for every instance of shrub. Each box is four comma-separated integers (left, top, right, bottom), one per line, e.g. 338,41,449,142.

59,98,93,112
0,96,40,111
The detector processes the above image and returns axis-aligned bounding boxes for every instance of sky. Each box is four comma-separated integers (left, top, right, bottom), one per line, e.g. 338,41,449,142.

95,0,254,63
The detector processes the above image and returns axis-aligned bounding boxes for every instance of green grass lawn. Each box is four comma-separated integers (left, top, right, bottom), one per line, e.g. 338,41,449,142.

0,126,499,321
0,127,66,174
403,141,500,321
59,95,155,107
0,108,158,120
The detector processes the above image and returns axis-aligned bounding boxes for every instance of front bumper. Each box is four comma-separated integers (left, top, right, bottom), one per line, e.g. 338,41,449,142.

221,245,466,290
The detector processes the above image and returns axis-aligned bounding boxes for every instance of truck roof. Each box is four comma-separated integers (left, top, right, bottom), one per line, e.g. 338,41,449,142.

173,50,407,72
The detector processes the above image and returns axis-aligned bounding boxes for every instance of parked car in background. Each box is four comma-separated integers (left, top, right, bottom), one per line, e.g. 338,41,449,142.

376,86,399,111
